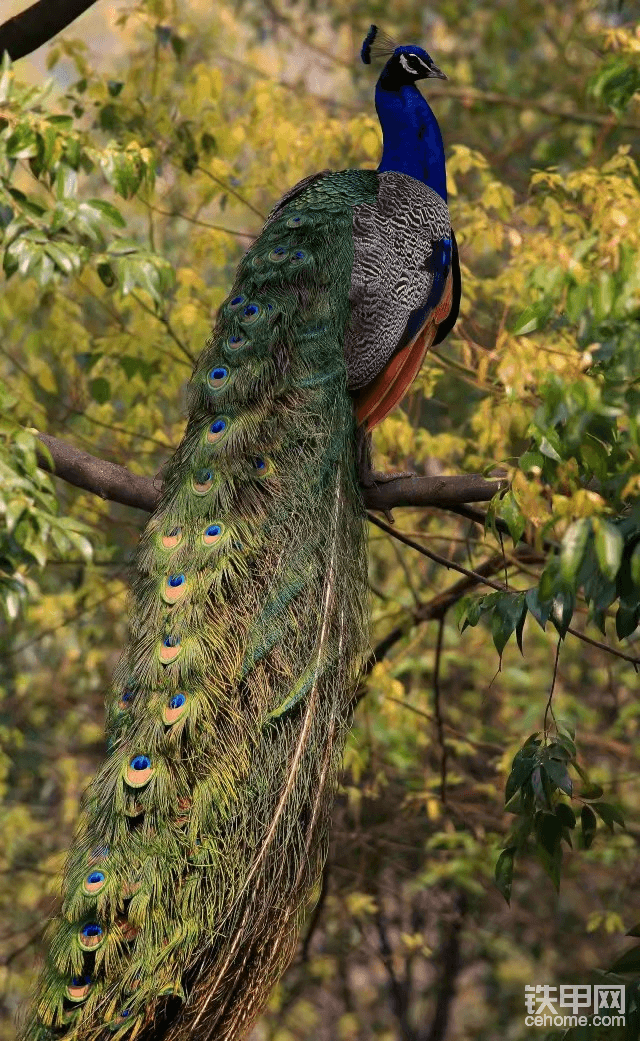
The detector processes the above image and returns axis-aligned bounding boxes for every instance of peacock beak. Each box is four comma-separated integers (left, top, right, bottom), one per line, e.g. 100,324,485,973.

428,63,447,80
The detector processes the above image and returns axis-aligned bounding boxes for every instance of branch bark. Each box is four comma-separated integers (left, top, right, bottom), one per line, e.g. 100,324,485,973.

36,433,161,513
0,0,99,62
35,431,506,514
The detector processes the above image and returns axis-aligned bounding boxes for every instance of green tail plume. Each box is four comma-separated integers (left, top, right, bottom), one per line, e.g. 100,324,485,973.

24,169,379,1041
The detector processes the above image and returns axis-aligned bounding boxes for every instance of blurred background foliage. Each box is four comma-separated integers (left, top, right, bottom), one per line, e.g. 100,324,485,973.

1,0,640,1038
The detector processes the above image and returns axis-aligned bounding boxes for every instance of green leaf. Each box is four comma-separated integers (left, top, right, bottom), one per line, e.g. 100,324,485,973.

593,519,623,582
5,125,38,158
550,589,574,638
494,846,515,904
580,804,597,849
510,301,551,336
616,603,638,640
491,592,526,657
89,377,111,404
538,436,562,462
631,543,640,589
497,491,525,545
505,752,535,803
592,802,625,832
580,783,604,801
525,587,552,631
560,519,590,584
545,758,573,797
554,803,576,829
536,811,563,856
87,199,126,228
581,439,609,482
531,765,548,807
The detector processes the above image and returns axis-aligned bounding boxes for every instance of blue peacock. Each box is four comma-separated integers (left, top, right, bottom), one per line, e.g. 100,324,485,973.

23,25,460,1041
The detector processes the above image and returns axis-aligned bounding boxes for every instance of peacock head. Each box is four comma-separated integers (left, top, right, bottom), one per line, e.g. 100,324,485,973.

361,25,447,86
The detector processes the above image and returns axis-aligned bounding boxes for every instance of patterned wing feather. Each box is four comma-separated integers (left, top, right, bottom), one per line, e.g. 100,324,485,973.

345,171,457,429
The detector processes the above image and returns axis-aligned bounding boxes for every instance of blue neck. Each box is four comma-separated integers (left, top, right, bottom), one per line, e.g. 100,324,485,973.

375,81,447,202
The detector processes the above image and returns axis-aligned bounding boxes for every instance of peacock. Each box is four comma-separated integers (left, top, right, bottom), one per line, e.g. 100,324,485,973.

23,24,460,1041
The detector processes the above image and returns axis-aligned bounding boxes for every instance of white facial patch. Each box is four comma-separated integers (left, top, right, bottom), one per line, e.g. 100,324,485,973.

400,52,432,75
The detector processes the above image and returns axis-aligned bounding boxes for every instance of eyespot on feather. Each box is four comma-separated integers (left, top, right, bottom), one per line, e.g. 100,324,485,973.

118,690,135,711
228,294,246,309
108,1008,136,1032
192,469,214,495
286,215,304,227
252,456,272,479
202,522,224,546
83,870,107,896
77,922,105,951
160,526,182,551
226,334,247,351
207,366,229,391
66,975,92,1002
290,249,307,264
163,691,188,725
241,302,262,324
158,634,182,663
205,416,229,445
268,247,288,263
162,573,188,604
125,754,155,787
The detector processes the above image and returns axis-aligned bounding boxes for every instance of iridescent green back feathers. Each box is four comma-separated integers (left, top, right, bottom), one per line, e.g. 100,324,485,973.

24,170,378,1041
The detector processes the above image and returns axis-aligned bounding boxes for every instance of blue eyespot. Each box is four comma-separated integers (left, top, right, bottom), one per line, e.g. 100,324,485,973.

286,216,302,227
210,419,226,434
87,871,104,885
202,522,224,546
268,247,288,263
71,975,91,987
131,755,151,772
122,691,134,703
243,304,259,317
229,295,245,308
192,468,214,494
81,923,102,939
207,367,229,390
168,574,185,588
227,335,247,350
163,635,179,648
169,693,186,709
254,458,266,470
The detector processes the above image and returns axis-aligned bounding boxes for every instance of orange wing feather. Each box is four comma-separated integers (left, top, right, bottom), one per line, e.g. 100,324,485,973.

353,268,454,432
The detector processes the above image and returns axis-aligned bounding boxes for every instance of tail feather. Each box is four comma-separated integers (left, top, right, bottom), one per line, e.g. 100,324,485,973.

24,171,377,1041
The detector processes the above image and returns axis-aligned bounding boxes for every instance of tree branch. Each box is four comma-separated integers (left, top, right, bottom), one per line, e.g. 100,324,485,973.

35,431,505,514
0,0,99,62
36,433,161,513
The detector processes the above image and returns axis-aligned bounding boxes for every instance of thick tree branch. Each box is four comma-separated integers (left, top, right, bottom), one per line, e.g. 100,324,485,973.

0,0,99,62
35,431,506,514
36,433,161,513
